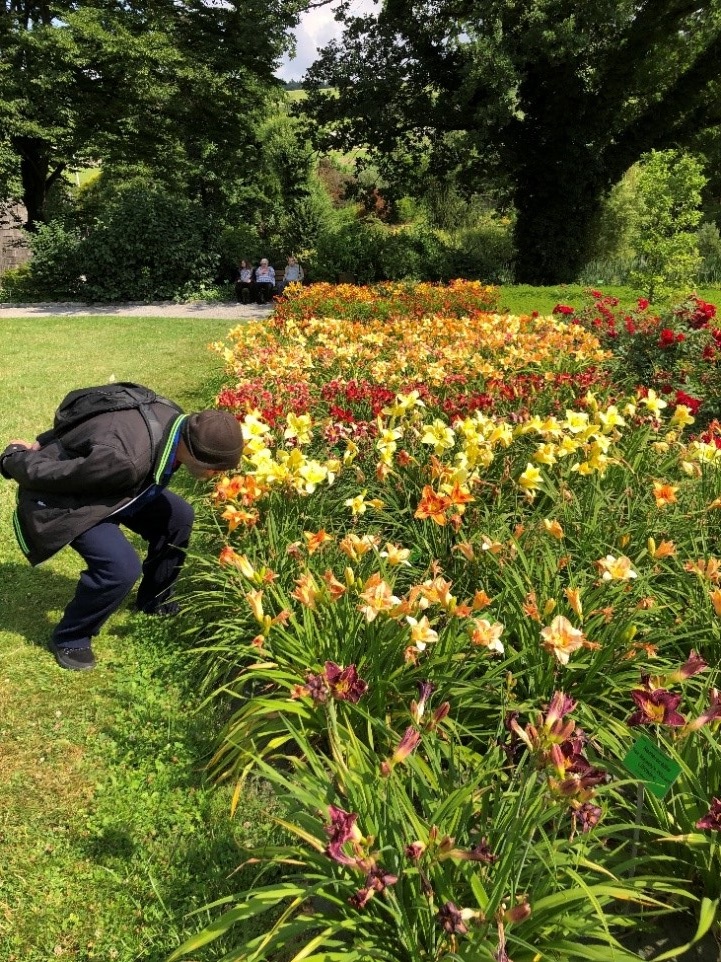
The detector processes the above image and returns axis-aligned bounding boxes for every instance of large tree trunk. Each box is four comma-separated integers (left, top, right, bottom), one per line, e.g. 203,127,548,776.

510,63,609,285
13,136,65,231
512,159,606,285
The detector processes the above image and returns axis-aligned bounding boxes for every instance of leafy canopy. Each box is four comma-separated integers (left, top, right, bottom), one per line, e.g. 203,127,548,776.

304,0,721,283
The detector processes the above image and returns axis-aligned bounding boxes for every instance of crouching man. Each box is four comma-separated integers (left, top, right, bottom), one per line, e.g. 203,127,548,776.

0,383,243,671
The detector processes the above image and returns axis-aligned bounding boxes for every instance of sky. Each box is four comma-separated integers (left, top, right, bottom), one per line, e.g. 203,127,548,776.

276,0,375,82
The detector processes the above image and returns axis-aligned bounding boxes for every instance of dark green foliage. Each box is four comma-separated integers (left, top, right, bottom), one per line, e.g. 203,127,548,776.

304,0,721,284
0,0,303,228
309,218,510,283
17,182,219,301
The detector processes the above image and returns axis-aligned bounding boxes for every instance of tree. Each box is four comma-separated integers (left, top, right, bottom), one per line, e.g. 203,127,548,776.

303,0,721,283
630,149,706,301
0,0,304,229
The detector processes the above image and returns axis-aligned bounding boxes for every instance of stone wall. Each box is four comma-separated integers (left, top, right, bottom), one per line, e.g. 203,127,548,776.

0,202,30,273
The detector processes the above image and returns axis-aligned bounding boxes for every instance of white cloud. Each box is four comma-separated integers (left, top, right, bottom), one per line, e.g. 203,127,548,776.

276,0,375,81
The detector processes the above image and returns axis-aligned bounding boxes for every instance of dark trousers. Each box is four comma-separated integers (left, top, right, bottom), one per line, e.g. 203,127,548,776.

235,280,256,303
256,282,275,304
52,490,194,651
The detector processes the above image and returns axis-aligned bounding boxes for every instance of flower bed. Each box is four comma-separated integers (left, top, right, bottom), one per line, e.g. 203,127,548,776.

174,283,721,962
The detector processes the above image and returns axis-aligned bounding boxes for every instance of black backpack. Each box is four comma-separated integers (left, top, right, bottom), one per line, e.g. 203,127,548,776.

52,382,179,462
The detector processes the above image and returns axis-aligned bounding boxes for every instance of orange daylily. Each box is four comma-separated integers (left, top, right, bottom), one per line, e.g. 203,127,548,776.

304,529,334,555
414,485,452,525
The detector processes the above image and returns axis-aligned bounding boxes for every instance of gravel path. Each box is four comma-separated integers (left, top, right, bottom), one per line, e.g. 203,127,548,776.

0,300,275,319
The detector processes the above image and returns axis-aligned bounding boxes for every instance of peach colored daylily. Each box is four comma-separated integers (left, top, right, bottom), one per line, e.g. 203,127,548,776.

291,573,322,608
405,615,439,650
543,519,565,540
379,542,412,566
468,618,504,655
540,615,592,666
471,589,493,610
647,538,677,560
322,569,347,600
358,573,402,622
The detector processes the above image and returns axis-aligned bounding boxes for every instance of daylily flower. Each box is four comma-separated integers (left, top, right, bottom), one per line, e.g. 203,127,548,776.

349,866,398,909
710,588,721,616
596,554,638,581
518,463,543,498
543,518,564,539
304,529,333,554
444,837,498,864
696,797,721,831
468,618,505,655
405,841,426,860
219,546,255,577
421,419,456,453
652,482,678,508
291,572,322,608
564,587,583,619
406,615,439,650
411,681,436,723
284,412,313,445
324,804,365,867
339,532,380,561
438,901,469,936
381,726,422,775
628,688,686,727
379,542,412,566
648,538,676,560
685,558,721,582
415,485,452,525
570,801,602,836
540,615,590,666
472,589,493,610
245,589,265,624
672,650,708,681
670,404,695,428
221,506,258,529
639,388,668,416
321,569,346,600
453,541,475,561
359,573,402,622
682,689,721,734
323,661,369,703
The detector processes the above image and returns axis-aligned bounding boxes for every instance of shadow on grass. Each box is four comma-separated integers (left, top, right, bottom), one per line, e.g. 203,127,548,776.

0,561,77,646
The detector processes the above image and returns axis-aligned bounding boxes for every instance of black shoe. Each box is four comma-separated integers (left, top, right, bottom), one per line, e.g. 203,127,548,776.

52,645,96,671
134,600,180,617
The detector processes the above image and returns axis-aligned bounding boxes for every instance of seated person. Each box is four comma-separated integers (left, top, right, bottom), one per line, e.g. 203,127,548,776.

277,255,304,294
234,259,256,304
254,258,276,303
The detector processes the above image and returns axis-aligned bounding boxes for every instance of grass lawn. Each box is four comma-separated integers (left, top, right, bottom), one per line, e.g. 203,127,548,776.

0,316,278,962
498,283,721,315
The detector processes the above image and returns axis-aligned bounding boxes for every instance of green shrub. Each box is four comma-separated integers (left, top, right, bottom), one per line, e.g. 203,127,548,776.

79,183,219,301
0,262,35,301
26,221,83,301
630,150,706,302
697,222,721,284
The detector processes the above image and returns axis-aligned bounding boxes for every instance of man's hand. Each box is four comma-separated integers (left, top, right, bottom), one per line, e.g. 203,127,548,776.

7,439,40,451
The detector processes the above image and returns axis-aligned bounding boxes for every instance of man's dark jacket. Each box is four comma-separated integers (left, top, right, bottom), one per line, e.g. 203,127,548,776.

1,401,185,566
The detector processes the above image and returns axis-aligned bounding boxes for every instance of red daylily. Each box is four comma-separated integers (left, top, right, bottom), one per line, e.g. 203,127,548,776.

696,797,721,831
628,688,686,727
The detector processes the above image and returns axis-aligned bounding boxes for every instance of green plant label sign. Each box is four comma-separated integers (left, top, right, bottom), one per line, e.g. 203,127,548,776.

623,735,681,799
